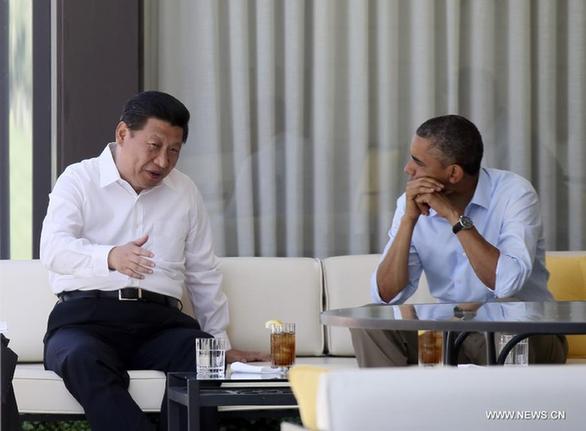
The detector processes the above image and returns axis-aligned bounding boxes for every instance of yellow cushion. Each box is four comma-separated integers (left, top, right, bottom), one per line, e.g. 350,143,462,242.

546,255,586,300
288,365,329,430
545,254,586,358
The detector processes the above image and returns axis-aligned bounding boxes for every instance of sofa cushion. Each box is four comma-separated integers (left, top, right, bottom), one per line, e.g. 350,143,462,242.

14,364,166,414
1,258,325,361
322,254,432,356
289,365,329,430
220,257,324,356
14,357,354,416
295,356,357,369
546,251,586,300
0,260,56,362
545,251,586,358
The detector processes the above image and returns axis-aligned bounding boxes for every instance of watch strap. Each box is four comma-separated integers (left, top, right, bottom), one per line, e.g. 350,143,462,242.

452,215,473,234
452,220,464,234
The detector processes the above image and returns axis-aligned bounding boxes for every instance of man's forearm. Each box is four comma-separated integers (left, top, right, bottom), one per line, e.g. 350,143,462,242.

40,232,113,277
376,217,417,302
455,227,499,289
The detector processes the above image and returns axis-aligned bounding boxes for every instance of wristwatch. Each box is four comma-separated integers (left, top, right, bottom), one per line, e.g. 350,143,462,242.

452,215,474,234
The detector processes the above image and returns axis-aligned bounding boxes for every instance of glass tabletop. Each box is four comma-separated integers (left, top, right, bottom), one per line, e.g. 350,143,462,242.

321,300,586,334
169,365,290,384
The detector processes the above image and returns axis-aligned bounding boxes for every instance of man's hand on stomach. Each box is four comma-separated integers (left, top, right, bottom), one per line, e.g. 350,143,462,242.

107,234,155,279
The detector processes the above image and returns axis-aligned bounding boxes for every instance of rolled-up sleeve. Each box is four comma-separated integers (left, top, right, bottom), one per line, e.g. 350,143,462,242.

493,187,542,298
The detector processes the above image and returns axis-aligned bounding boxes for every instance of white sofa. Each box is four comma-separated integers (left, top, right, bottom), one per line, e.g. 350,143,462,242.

5,253,583,421
2,255,429,418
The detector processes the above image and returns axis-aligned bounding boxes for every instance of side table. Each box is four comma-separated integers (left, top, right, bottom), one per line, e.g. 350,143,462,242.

167,371,297,431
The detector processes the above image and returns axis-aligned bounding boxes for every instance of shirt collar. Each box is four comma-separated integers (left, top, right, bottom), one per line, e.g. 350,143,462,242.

98,143,177,192
428,167,491,217
468,168,491,210
160,172,177,191
98,143,121,188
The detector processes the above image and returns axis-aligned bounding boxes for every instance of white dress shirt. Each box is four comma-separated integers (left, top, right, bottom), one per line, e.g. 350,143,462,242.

372,168,552,304
40,143,230,344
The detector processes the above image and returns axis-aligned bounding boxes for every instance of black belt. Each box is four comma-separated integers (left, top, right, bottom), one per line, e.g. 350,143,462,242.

57,288,182,309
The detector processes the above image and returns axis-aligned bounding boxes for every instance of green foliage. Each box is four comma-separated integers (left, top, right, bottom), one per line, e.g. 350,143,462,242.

21,416,300,430
21,422,91,431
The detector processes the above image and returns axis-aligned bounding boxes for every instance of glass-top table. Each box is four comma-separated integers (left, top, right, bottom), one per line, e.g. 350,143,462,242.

321,300,586,365
167,368,296,431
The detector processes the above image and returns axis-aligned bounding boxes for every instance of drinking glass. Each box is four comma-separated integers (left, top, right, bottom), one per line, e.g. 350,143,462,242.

498,334,528,366
195,338,226,378
270,322,296,373
418,330,443,366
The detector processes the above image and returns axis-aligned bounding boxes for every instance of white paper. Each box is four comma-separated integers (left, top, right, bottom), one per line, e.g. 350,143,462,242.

229,372,283,380
230,361,281,374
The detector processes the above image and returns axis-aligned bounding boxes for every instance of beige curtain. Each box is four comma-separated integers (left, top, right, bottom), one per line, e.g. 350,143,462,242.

152,0,586,257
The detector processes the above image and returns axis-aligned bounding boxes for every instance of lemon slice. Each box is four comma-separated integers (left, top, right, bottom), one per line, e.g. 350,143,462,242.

265,319,283,329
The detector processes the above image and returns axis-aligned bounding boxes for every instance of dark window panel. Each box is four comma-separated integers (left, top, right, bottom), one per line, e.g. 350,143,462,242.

32,0,51,258
0,0,9,259
56,0,142,173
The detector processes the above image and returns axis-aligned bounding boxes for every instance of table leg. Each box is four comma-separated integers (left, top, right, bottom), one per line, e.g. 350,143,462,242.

167,374,184,431
454,332,472,364
187,379,201,431
485,332,496,365
446,332,475,365
496,333,533,365
444,331,457,365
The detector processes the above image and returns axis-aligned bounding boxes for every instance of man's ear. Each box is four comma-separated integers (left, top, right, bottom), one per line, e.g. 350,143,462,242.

448,164,464,184
115,121,128,145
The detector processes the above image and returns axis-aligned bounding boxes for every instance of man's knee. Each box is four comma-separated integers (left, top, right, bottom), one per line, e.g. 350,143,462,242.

46,333,92,367
45,331,125,382
351,328,416,367
530,334,568,364
136,328,207,372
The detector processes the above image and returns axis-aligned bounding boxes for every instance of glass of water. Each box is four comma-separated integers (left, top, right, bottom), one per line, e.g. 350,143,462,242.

195,338,226,378
498,334,529,366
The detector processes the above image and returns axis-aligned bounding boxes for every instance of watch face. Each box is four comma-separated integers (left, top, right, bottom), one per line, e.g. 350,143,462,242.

460,216,473,229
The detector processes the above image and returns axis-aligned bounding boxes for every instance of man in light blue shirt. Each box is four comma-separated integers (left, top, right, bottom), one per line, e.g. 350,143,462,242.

373,167,552,304
352,115,567,366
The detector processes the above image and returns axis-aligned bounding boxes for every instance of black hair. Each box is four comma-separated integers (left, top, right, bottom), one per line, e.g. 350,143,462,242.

416,114,484,176
119,91,190,142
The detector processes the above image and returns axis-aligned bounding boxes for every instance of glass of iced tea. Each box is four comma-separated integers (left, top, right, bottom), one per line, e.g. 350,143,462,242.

418,330,443,366
270,322,296,373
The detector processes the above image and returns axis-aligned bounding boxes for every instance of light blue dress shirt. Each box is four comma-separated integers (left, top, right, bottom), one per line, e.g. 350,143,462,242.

372,168,553,304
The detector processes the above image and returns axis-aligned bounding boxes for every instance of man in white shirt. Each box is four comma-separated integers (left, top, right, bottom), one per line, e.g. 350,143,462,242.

40,91,265,431
351,115,567,366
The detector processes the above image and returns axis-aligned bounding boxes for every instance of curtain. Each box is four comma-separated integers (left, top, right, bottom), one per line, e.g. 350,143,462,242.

154,0,586,257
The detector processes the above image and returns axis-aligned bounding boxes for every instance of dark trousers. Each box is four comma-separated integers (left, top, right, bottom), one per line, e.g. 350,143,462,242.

44,298,217,431
1,334,20,431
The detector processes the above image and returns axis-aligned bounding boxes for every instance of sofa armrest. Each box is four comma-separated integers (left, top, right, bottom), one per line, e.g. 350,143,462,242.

316,365,586,431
